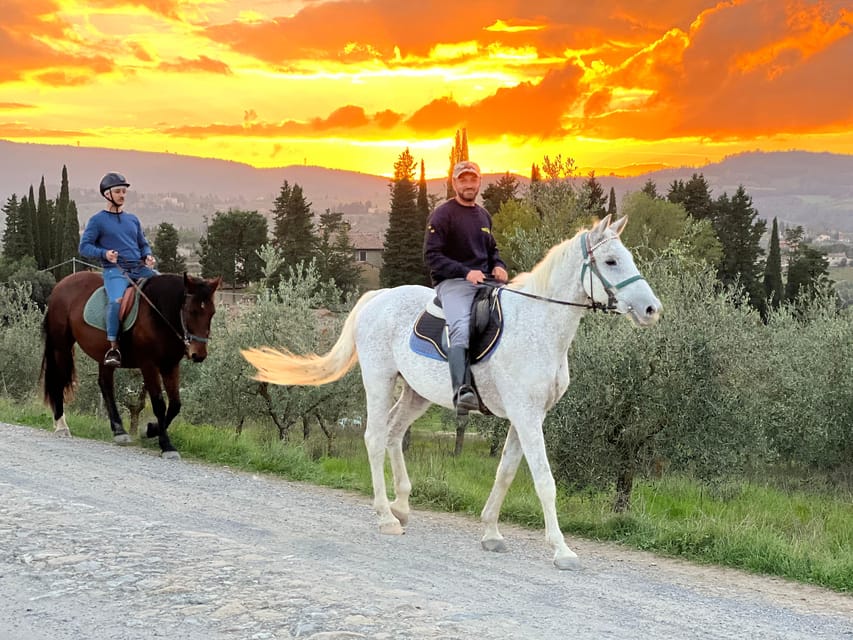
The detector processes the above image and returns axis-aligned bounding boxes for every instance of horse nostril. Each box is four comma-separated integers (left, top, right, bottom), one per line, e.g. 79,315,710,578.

646,305,659,317
192,354,206,363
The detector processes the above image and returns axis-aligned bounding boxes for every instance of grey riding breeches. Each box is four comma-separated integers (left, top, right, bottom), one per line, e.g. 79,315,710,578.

435,278,479,349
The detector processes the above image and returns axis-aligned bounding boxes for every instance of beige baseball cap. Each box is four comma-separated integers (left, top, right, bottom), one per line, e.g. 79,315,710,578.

452,160,481,179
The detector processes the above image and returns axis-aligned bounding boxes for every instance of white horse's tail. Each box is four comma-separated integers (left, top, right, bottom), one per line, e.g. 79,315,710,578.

241,289,385,386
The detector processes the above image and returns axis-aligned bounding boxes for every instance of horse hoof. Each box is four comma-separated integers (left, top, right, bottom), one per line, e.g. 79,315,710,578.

390,505,409,527
481,538,508,553
53,428,71,438
379,521,404,535
114,433,132,445
161,450,181,461
554,555,581,571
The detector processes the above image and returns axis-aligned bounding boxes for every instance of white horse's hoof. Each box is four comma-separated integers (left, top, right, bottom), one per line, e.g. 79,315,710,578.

554,555,581,570
379,521,404,535
161,451,181,461
389,505,409,527
114,434,132,445
54,428,71,438
481,538,508,553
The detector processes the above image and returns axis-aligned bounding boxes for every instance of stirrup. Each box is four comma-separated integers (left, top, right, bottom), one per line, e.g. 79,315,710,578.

104,348,122,367
454,386,478,416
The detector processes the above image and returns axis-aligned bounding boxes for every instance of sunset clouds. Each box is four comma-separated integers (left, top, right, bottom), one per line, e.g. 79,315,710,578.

1,0,851,176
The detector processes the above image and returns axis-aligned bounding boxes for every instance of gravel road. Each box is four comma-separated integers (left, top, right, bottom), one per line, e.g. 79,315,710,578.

1,422,851,640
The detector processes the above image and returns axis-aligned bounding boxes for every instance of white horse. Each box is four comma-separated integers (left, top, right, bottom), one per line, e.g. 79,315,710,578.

242,215,661,569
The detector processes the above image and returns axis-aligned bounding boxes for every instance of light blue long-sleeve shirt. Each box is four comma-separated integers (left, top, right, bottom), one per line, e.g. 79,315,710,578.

79,209,152,271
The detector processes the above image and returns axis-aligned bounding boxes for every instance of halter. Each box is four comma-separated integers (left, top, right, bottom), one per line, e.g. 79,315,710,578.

483,231,646,313
579,232,646,312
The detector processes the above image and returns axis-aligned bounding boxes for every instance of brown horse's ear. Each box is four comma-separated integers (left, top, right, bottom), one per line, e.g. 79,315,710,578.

209,276,222,292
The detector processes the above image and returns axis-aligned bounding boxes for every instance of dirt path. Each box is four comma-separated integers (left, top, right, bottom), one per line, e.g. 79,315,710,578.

1,422,851,640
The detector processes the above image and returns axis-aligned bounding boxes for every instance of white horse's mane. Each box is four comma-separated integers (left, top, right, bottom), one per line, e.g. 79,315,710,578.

508,227,590,295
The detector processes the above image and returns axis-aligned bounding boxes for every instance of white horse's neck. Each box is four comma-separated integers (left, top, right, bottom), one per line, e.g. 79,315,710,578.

507,233,589,352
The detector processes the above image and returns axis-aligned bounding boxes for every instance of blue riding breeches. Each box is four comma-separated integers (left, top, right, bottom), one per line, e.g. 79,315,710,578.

434,278,480,349
103,266,157,341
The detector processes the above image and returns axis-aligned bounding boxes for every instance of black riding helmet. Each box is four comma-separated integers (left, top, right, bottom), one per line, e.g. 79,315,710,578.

100,172,130,208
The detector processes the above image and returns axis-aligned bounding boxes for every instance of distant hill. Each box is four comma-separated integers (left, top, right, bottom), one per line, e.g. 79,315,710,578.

2,141,853,233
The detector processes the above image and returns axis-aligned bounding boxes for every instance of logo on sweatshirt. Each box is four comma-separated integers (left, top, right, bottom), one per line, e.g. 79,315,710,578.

481,227,491,235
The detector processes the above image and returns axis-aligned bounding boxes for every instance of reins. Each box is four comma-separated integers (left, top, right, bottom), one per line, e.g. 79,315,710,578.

118,263,209,348
481,232,646,314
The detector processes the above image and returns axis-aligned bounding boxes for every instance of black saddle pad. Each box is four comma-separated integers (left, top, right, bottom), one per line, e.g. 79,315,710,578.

411,286,504,363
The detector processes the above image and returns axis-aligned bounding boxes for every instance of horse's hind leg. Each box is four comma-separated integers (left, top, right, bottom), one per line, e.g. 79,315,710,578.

97,365,131,445
386,383,431,527
480,425,524,553
363,371,403,534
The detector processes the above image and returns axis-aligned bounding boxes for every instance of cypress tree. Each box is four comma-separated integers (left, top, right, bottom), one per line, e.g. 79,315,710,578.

763,217,783,310
381,148,427,287
26,185,38,263
36,177,53,269
445,129,468,199
607,187,617,217
417,159,430,231
60,200,81,277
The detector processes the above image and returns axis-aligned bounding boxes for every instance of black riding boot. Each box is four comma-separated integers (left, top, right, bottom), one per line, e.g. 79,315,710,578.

448,346,478,416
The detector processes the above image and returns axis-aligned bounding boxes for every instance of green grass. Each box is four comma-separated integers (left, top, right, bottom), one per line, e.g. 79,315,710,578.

3,397,852,593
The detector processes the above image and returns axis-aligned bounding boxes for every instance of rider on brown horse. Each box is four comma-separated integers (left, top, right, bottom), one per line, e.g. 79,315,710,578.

79,172,158,367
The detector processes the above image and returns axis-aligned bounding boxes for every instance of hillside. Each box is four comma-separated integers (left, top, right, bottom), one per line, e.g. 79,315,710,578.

2,141,853,233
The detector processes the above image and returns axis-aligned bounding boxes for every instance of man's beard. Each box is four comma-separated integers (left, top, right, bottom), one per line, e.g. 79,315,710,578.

457,188,478,203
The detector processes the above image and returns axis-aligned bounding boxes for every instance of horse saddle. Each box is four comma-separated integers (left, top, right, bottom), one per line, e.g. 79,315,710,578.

82,279,147,333
409,286,504,363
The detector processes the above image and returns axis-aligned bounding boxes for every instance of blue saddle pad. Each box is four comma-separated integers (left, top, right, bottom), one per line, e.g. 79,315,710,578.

83,286,142,333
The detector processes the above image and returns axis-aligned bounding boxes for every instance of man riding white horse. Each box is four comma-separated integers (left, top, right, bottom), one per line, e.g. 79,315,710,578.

423,160,508,415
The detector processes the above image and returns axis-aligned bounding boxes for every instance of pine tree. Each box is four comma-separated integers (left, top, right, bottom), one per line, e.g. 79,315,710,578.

381,148,427,287
713,185,766,309
641,179,659,199
668,173,714,221
199,209,268,288
763,217,783,311
607,187,617,217
271,180,315,269
1,194,26,261
153,222,187,273
316,210,361,298
579,171,607,219
482,172,520,215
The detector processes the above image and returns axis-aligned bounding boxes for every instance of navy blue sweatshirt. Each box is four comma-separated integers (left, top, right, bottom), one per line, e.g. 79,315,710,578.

423,199,506,286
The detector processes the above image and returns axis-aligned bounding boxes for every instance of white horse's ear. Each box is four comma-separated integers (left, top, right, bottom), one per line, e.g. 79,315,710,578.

594,215,611,235
610,216,628,236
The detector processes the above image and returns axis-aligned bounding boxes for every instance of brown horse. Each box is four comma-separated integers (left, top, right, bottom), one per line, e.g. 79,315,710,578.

41,271,221,459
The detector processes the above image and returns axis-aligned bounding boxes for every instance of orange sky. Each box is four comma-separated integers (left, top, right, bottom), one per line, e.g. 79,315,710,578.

1,0,852,178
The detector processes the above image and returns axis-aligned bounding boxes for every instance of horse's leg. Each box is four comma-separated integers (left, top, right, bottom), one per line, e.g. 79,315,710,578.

386,384,431,527
363,372,402,534
509,412,580,570
480,425,524,553
97,365,131,445
158,365,183,458
139,364,180,460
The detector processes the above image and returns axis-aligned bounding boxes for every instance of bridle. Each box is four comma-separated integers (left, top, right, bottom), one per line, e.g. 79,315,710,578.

483,232,646,313
119,266,210,352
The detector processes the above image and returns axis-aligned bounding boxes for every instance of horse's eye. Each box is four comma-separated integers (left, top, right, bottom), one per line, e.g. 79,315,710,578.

605,259,617,266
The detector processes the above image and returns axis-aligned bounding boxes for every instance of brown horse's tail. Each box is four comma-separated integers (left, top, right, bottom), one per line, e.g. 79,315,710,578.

241,289,385,386
41,312,76,410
